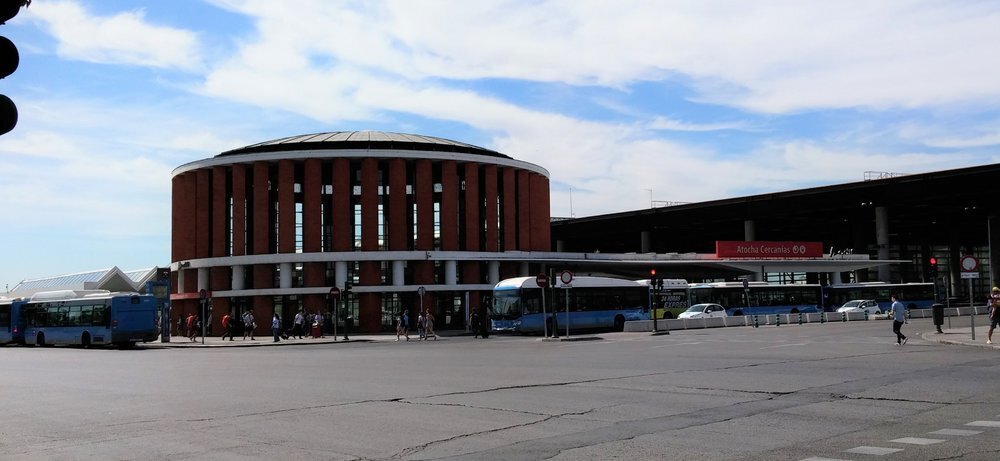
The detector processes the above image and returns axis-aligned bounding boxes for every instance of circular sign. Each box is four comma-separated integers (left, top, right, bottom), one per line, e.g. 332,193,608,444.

417,286,426,296
535,273,548,288
199,288,207,300
559,270,574,285
329,287,341,297
961,255,979,272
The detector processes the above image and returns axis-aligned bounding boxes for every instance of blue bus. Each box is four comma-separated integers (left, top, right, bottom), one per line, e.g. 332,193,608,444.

491,276,650,334
822,282,936,311
22,290,160,348
688,281,822,316
1,297,28,344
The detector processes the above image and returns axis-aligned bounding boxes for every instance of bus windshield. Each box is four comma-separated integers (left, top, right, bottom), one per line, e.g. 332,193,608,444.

492,290,522,320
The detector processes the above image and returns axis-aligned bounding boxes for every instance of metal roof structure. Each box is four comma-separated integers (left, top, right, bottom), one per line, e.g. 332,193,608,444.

217,130,511,160
5,267,159,299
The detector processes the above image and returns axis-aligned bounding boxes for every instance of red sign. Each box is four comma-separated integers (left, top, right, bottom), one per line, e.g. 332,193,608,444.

329,287,341,297
535,273,549,288
716,241,823,258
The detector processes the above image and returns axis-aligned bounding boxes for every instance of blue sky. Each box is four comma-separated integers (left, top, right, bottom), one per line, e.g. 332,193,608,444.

2,0,999,291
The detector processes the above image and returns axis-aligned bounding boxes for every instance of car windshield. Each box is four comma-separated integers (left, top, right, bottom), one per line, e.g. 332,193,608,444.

842,301,862,308
684,305,707,313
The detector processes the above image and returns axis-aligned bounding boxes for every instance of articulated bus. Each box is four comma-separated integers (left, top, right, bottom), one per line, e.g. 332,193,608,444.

1,297,28,344
688,282,822,316
491,276,650,334
822,282,936,311
22,290,160,348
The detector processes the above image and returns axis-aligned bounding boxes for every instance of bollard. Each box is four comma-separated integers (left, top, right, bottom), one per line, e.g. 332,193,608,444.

841,311,847,322
753,314,759,328
864,310,869,321
820,311,825,323
776,314,781,326
798,312,803,325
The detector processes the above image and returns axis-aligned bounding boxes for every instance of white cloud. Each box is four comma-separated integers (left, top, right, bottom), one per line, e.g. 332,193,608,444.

30,0,203,71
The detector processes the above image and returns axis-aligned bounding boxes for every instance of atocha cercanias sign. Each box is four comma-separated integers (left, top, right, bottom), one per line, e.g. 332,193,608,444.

715,241,823,258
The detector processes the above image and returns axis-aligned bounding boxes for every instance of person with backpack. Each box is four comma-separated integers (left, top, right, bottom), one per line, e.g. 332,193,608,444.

220,312,233,341
987,287,1000,345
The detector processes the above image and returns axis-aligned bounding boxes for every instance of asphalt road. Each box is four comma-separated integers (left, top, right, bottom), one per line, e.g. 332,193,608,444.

2,318,999,461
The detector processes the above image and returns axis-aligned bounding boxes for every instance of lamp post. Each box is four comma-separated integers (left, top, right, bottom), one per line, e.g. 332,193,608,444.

199,289,207,345
329,286,340,341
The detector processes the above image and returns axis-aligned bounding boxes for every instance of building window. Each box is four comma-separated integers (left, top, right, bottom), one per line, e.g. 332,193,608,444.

295,202,303,253
353,204,362,250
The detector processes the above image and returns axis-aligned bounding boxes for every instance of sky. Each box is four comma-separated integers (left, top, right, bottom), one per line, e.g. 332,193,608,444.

1,0,999,291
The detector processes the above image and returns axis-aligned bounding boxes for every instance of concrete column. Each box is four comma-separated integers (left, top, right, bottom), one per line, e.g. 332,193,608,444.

279,262,292,289
177,269,186,294
231,265,245,291
197,267,209,292
744,220,755,241
445,260,457,285
335,261,348,289
488,260,500,284
876,206,890,281
830,271,842,285
556,240,565,252
641,231,651,253
392,260,405,286
519,261,530,276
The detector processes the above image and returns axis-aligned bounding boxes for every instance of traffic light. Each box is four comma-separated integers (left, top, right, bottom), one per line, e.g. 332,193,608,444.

0,0,28,137
928,257,938,277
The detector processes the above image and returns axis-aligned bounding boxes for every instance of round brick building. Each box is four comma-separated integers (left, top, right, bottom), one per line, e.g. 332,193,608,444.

170,131,550,334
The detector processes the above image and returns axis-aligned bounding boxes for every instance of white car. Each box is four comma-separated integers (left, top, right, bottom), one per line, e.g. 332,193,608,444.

836,299,881,315
678,303,728,319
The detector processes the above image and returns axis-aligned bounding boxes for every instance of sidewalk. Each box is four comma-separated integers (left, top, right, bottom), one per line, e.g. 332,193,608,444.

143,330,465,348
920,318,1000,349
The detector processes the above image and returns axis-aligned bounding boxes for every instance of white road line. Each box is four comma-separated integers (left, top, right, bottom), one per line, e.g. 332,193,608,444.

966,420,1000,428
799,457,852,461
929,429,982,436
844,446,903,455
759,342,809,349
889,437,945,445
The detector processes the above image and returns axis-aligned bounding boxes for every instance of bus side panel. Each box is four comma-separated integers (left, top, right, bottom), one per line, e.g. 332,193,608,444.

111,298,159,344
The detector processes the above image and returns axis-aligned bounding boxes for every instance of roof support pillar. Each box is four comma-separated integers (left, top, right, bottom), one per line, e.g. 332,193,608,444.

876,206,889,281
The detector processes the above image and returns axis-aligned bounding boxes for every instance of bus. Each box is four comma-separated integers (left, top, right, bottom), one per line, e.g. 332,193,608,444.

688,282,822,316
491,276,650,334
22,290,160,348
1,297,28,344
822,282,936,311
638,279,690,319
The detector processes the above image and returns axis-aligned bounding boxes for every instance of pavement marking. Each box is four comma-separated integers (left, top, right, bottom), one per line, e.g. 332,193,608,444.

799,457,852,461
759,342,809,349
844,446,903,455
889,437,946,445
929,429,982,436
966,420,1000,428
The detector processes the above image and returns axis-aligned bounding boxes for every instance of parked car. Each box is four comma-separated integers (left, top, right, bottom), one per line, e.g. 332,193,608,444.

678,303,728,319
836,299,881,315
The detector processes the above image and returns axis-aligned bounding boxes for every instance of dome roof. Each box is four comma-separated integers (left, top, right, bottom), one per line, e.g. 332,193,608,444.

218,130,510,159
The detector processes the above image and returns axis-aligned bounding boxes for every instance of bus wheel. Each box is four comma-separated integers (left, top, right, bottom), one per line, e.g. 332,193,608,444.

733,310,744,316
81,332,91,349
36,333,45,347
614,315,625,332
790,308,800,314
663,311,674,319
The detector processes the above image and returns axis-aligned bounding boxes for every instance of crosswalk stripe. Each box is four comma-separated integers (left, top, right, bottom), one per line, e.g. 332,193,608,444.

844,446,903,455
929,429,982,436
966,420,1000,428
889,437,945,445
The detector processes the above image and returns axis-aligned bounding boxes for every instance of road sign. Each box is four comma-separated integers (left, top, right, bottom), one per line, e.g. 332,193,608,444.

960,255,979,272
559,270,574,285
199,288,207,300
535,273,548,288
329,287,340,297
961,271,980,279
417,286,426,297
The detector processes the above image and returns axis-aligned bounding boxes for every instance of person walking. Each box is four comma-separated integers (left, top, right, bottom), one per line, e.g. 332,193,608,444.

470,308,481,338
988,287,1000,344
292,309,305,339
417,311,425,340
271,313,282,343
186,312,197,342
242,309,256,340
221,311,234,341
890,295,908,345
396,310,410,341
423,309,438,340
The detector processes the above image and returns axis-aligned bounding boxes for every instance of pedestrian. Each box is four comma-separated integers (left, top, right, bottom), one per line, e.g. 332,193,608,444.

313,310,325,338
221,311,233,341
470,308,480,338
423,309,437,340
396,310,409,341
242,309,256,340
293,309,305,339
988,287,1000,345
890,295,908,345
272,313,282,342
186,312,197,342
177,314,184,338
417,311,425,339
